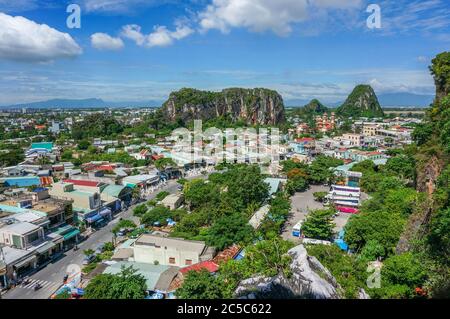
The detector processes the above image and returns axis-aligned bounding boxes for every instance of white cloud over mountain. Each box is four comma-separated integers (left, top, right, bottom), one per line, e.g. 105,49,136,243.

0,12,82,62
91,33,124,50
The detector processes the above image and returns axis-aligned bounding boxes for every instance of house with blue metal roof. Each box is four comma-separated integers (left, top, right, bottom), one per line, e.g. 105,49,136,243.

0,176,41,188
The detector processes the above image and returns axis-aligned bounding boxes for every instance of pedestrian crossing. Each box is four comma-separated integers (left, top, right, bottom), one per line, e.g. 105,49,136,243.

20,278,60,291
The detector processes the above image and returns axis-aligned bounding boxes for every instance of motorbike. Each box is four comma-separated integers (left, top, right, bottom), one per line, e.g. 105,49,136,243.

34,283,42,291
73,245,79,251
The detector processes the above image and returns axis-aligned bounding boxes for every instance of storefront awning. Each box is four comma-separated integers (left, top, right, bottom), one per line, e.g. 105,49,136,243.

36,241,56,254
63,229,80,241
14,255,36,269
86,213,102,224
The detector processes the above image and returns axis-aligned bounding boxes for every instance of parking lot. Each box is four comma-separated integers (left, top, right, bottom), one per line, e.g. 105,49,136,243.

281,185,360,242
281,185,329,241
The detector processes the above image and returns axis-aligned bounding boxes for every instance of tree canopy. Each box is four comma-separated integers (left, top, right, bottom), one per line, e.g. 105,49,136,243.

84,266,147,299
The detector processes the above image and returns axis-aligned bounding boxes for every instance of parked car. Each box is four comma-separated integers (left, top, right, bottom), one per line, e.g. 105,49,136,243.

82,255,96,265
95,244,105,254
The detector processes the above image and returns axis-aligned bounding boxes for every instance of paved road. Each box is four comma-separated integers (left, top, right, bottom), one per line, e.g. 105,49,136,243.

2,179,185,299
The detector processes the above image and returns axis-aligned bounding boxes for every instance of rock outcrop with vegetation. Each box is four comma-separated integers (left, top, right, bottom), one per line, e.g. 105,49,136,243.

235,244,342,299
303,99,328,114
161,88,286,125
337,85,384,118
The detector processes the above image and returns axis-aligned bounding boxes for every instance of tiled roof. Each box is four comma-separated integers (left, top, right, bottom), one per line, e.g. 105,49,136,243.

180,261,219,275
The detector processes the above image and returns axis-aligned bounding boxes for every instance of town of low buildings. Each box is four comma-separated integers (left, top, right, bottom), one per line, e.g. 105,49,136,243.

0,108,421,299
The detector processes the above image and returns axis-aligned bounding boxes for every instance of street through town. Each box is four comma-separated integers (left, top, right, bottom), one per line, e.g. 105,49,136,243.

2,178,189,299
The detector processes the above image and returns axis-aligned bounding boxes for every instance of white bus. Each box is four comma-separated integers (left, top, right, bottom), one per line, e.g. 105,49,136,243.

331,185,360,193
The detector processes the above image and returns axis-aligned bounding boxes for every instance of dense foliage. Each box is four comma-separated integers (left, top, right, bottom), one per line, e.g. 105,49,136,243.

84,266,147,299
72,114,124,140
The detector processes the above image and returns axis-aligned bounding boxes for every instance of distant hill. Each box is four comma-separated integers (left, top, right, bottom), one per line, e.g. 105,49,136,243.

0,98,163,109
337,85,384,118
303,99,328,114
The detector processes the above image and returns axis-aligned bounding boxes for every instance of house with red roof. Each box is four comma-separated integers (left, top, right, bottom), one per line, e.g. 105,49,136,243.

179,261,219,276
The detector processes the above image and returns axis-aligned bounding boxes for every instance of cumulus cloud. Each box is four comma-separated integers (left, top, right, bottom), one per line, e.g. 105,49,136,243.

0,12,82,62
198,0,362,36
121,23,194,47
120,24,146,46
91,33,124,51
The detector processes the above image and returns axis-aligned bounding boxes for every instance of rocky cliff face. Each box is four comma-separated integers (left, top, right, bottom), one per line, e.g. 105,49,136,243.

161,88,286,125
337,85,384,118
234,245,343,299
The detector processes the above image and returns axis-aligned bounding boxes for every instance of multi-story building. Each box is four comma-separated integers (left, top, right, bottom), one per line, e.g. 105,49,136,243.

342,134,365,147
363,123,380,136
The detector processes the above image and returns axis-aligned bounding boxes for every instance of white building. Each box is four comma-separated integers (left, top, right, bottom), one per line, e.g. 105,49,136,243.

132,234,214,267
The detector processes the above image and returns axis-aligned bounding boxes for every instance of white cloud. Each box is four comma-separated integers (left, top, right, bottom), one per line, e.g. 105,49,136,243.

198,0,363,36
378,0,450,34
120,25,146,46
121,23,193,47
91,33,124,51
0,12,82,62
147,26,174,47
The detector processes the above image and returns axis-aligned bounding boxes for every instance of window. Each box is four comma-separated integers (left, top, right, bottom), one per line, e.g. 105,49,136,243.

185,259,192,266
169,257,176,264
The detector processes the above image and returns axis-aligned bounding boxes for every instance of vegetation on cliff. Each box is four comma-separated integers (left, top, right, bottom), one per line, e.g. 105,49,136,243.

337,85,384,118
303,99,328,114
161,87,286,125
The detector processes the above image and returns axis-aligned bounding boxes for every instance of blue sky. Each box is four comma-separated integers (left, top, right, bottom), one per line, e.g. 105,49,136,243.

0,0,449,105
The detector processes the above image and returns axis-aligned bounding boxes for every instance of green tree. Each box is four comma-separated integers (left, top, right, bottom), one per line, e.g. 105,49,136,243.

286,176,308,195
133,204,147,217
344,211,406,254
77,140,91,150
84,266,147,299
384,155,416,181
301,209,335,240
83,249,95,257
307,155,343,184
140,206,171,226
359,240,385,262
112,219,136,234
313,191,328,203
176,269,225,299
183,179,220,210
206,213,254,250
0,149,25,166
156,191,170,201
427,207,450,261
155,158,176,170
